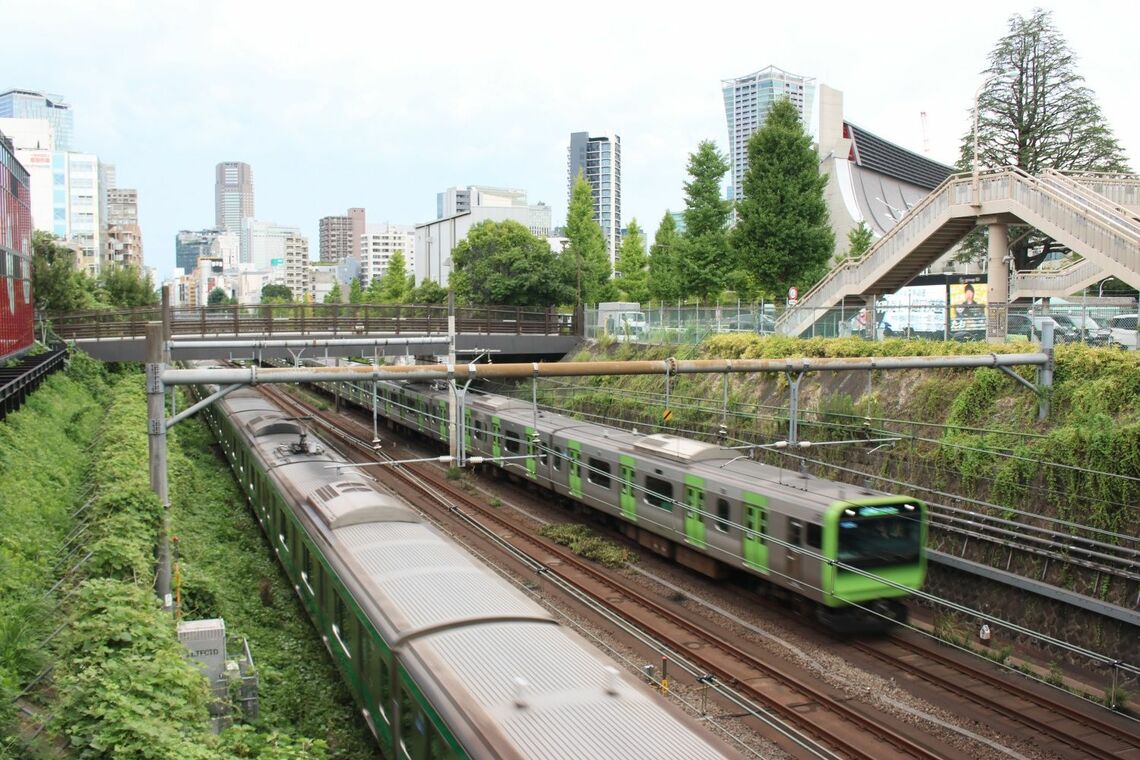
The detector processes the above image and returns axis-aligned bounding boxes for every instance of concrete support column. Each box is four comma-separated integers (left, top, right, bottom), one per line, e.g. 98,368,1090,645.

146,322,172,611
987,223,1009,343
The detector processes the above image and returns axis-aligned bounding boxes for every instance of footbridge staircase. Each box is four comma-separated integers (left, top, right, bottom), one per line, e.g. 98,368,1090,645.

777,168,1140,336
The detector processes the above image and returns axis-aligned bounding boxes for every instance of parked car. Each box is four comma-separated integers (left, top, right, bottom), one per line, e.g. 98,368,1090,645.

1029,314,1081,343
1108,314,1138,350
952,313,1035,343
1064,314,1112,345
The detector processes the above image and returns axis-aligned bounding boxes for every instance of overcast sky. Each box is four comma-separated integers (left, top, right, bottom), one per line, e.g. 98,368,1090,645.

6,0,1137,280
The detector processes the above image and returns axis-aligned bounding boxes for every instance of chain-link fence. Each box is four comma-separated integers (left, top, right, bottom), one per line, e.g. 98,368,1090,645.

584,299,1140,348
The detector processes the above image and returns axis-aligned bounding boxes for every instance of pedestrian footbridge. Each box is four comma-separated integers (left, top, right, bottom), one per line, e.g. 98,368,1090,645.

778,168,1140,336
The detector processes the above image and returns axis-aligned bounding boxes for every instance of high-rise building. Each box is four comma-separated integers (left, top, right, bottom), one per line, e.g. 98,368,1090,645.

0,89,74,151
319,214,353,262
567,132,621,265
16,147,104,275
721,66,816,201
348,207,366,260
241,219,304,270
360,224,415,286
106,224,143,269
107,188,138,226
175,228,237,273
1,129,32,355
437,186,552,237
215,161,254,236
282,232,310,302
319,207,366,262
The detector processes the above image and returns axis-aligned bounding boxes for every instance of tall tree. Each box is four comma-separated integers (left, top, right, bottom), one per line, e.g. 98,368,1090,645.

613,218,649,304
565,171,616,304
377,250,411,303
408,278,448,304
98,265,157,308
731,97,833,300
323,281,342,304
679,141,731,301
647,211,683,303
31,231,100,311
348,278,365,304
844,222,874,261
451,220,574,306
958,8,1130,268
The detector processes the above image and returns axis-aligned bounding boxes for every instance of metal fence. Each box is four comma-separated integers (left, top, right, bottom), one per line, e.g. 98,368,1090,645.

584,300,1140,348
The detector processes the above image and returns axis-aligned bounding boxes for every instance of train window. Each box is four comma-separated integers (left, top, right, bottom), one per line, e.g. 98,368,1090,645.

587,458,611,488
715,498,731,532
473,420,483,441
333,595,351,658
301,546,315,595
806,523,822,549
644,476,673,510
504,430,520,454
789,519,802,546
553,447,562,470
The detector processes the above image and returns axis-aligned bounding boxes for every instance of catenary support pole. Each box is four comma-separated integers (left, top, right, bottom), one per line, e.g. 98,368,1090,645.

146,322,173,612
1038,320,1054,421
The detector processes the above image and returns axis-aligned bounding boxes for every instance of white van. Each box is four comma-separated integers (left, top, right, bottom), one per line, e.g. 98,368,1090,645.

1108,315,1138,349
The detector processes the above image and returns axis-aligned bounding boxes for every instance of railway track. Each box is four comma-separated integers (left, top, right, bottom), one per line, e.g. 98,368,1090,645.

853,633,1140,759
254,380,962,760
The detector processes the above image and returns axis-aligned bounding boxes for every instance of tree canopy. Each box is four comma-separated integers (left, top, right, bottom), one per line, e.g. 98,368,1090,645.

613,218,648,303
843,222,874,262
647,211,684,303
32,231,156,311
679,141,731,301
450,220,574,306
731,98,833,300
375,250,412,303
207,287,230,306
565,171,616,304
407,278,448,304
958,9,1130,268
260,283,293,304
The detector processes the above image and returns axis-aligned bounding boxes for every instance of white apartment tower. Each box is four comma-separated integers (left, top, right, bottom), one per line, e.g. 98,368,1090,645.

567,132,621,266
360,224,415,286
721,66,816,201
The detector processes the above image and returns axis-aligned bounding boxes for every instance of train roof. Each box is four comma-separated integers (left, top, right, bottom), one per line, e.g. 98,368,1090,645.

333,520,727,758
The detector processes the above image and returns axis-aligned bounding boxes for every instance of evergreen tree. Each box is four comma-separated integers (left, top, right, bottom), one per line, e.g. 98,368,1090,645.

348,278,364,304
958,8,1130,268
98,265,158,308
207,287,230,305
731,97,833,300
323,281,342,304
647,211,683,303
260,283,293,303
613,218,649,304
565,171,616,304
844,222,874,261
31,231,100,311
377,250,411,303
679,141,731,301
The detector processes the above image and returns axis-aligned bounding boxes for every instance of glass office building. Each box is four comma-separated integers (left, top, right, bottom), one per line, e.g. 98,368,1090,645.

0,89,74,151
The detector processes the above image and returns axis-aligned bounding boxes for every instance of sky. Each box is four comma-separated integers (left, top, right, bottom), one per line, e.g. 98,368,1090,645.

5,0,1138,281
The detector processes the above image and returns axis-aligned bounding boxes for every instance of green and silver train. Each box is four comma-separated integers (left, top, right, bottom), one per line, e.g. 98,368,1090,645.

323,376,928,632
202,383,731,759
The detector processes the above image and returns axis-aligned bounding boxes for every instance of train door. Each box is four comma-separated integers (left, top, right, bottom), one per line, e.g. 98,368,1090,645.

786,519,803,583
743,492,769,574
463,408,472,455
567,441,582,498
437,400,447,442
524,426,537,478
683,475,706,548
619,455,637,521
491,417,502,460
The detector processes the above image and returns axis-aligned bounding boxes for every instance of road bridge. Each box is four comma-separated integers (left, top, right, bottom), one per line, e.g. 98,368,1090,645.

48,302,581,362
779,168,1140,338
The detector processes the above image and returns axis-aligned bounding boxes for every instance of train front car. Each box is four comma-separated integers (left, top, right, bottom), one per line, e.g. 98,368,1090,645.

817,496,927,631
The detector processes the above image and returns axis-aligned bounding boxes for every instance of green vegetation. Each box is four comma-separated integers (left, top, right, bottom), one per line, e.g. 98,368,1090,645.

614,218,648,304
539,524,637,569
566,171,616,304
33,231,156,312
732,97,834,299
678,141,732,301
647,211,683,303
451,219,574,306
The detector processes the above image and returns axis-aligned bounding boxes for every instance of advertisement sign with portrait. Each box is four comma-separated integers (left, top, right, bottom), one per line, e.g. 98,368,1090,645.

950,282,987,327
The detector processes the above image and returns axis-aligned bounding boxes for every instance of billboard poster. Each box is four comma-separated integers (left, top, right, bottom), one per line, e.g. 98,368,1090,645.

949,282,987,326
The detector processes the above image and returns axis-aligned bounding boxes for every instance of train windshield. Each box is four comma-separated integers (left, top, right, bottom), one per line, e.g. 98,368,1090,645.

837,503,922,569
